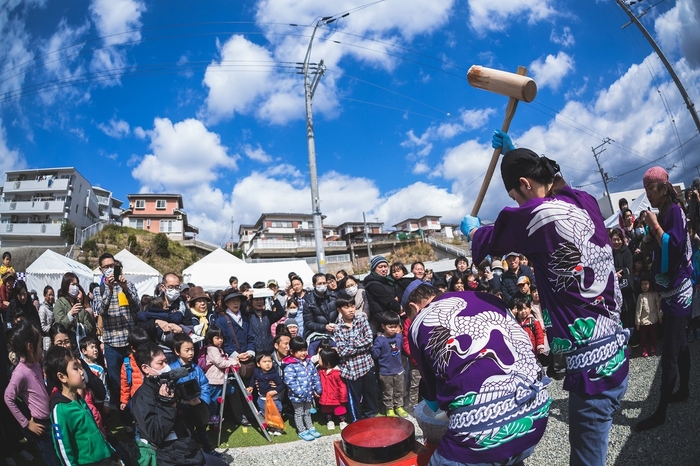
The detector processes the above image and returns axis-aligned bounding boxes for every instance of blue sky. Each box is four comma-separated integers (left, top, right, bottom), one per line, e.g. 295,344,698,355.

1,0,699,243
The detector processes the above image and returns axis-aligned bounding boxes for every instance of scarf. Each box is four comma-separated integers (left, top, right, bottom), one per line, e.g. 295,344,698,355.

190,306,208,335
372,271,395,286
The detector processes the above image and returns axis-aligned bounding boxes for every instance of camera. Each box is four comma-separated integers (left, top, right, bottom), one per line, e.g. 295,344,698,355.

157,365,201,402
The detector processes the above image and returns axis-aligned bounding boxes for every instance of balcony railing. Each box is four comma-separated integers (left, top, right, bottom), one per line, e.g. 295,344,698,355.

247,239,347,255
4,177,71,192
1,223,62,236
0,200,66,213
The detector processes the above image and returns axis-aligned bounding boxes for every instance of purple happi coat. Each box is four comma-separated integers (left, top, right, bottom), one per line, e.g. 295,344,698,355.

650,202,693,315
409,291,550,464
473,184,629,396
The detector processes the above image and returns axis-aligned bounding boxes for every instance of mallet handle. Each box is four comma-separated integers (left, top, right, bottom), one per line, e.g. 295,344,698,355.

470,66,528,217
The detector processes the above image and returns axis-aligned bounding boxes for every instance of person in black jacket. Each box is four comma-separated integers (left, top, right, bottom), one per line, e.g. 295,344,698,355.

303,273,338,340
131,342,226,466
500,252,536,306
362,256,402,328
611,228,636,334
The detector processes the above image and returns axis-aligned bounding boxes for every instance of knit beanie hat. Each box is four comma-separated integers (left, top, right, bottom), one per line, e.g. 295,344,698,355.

370,255,388,271
643,166,668,186
285,318,299,329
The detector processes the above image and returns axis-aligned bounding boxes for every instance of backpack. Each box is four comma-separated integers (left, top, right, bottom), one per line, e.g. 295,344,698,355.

124,356,132,386
197,345,212,373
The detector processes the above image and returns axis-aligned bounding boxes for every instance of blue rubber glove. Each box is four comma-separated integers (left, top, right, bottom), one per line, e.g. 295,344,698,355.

491,129,515,154
424,399,439,412
460,215,481,240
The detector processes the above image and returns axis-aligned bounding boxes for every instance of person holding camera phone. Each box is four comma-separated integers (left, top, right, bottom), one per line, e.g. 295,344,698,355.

53,272,94,344
131,342,226,466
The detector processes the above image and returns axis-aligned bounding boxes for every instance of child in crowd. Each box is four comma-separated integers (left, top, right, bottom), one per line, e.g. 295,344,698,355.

39,285,55,354
247,352,285,416
202,326,238,424
285,318,299,338
45,345,116,466
512,299,545,356
283,336,322,441
80,336,110,421
514,276,532,302
528,287,550,359
3,321,60,466
371,312,407,418
333,295,378,421
0,251,15,286
170,334,217,457
465,272,478,291
119,327,150,430
636,277,661,357
317,348,348,430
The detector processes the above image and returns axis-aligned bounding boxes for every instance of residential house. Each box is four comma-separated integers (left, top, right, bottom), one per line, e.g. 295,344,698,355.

121,194,198,241
393,215,442,234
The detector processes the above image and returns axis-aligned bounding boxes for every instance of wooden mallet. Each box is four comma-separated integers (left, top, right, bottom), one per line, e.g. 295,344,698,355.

467,65,537,216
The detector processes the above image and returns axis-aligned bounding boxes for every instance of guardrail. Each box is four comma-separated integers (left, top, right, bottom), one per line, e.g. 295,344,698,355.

426,236,470,256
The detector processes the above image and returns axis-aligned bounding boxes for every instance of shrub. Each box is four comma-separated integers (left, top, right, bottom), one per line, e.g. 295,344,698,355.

61,221,76,245
152,233,170,257
83,238,98,256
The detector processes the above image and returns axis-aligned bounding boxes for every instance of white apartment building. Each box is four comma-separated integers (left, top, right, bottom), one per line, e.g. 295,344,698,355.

92,186,124,223
0,168,99,247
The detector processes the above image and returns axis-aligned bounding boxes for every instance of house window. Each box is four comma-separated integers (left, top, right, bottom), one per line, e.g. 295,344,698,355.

270,221,293,228
135,200,145,209
160,220,173,232
156,200,166,210
130,219,144,229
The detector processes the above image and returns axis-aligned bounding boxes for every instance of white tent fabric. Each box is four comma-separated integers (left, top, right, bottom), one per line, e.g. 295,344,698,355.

604,192,652,228
92,249,162,299
182,248,314,291
26,250,94,294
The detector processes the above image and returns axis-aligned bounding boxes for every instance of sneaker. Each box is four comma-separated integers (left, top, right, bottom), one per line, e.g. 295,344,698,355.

208,415,220,425
327,420,336,430
309,406,317,414
339,421,348,430
299,430,315,441
240,416,251,426
395,407,409,418
205,450,223,459
386,409,397,417
308,428,322,438
272,430,282,436
650,347,656,356
642,350,649,358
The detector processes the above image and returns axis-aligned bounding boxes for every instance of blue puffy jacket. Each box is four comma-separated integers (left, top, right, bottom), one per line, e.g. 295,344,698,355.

282,355,322,403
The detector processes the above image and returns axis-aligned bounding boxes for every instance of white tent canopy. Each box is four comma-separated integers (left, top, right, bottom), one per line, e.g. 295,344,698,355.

93,249,162,299
26,250,94,294
182,248,314,291
604,192,652,228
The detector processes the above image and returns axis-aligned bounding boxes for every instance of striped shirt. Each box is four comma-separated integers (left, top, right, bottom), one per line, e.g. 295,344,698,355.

91,280,139,348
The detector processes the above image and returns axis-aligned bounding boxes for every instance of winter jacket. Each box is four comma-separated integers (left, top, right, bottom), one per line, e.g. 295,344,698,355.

246,299,286,354
131,377,205,466
49,393,114,466
53,296,95,338
120,353,143,406
0,283,12,313
362,272,401,321
216,311,256,358
169,360,211,405
5,298,40,329
613,245,635,315
303,290,337,339
318,367,348,407
282,355,322,403
500,265,536,305
204,345,237,386
636,291,661,326
248,367,285,400
371,333,404,376
519,315,545,354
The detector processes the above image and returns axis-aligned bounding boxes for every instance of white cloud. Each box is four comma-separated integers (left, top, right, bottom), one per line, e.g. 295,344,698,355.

97,118,130,138
131,117,238,192
467,0,558,35
412,161,430,174
39,18,90,104
242,144,273,163
89,0,146,85
0,4,36,99
550,26,574,47
0,120,26,180
529,51,575,91
655,0,700,69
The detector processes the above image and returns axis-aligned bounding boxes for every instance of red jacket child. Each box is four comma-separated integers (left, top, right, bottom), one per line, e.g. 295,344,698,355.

318,367,348,407
402,317,417,366
518,315,545,354
120,353,144,408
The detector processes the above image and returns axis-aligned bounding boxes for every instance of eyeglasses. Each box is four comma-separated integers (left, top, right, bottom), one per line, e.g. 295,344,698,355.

165,285,181,291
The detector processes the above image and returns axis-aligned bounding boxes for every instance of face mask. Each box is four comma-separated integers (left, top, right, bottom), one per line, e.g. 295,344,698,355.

287,308,298,317
103,268,114,277
345,286,358,297
149,364,170,375
315,285,327,294
493,269,503,276
68,284,79,298
635,227,644,237
165,288,180,302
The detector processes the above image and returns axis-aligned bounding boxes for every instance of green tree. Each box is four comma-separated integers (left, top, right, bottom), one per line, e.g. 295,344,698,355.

61,220,76,245
152,233,170,257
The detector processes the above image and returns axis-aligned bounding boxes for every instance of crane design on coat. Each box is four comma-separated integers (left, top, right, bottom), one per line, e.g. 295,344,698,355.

527,199,618,309
411,297,539,383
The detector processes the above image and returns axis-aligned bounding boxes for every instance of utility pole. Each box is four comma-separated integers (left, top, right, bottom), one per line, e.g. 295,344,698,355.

616,0,700,135
592,138,616,215
230,217,234,251
363,212,372,260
